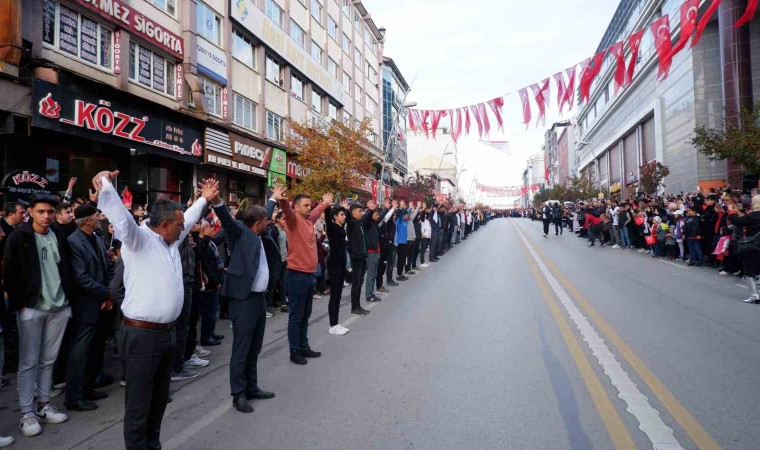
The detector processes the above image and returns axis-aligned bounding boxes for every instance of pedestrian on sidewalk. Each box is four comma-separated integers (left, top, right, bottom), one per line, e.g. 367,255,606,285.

429,204,441,262
541,202,552,237
211,193,276,413
346,201,371,315
685,206,704,266
383,200,399,284
273,186,329,365
95,170,218,450
325,202,349,335
4,194,74,437
419,211,431,267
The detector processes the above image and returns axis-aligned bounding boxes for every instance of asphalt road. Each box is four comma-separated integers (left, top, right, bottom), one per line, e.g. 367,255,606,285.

1,217,758,449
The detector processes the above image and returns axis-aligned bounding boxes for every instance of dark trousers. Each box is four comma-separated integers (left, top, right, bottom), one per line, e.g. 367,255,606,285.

542,219,551,235
285,270,314,351
173,282,193,372
376,249,387,289
327,266,345,326
229,293,266,398
430,231,439,259
408,239,421,270
184,287,201,361
465,224,472,237
385,245,397,281
65,322,97,402
350,257,366,310
121,325,175,450
396,244,408,276
419,238,430,264
275,262,287,306
200,290,219,343
554,218,563,235
266,262,285,308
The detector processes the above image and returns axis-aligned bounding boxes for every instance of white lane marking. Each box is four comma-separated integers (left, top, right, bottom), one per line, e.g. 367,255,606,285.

513,223,684,450
163,401,231,450
658,260,687,270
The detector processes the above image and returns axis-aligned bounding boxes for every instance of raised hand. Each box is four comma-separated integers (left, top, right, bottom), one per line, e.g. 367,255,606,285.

92,170,120,191
366,199,377,210
322,192,334,207
271,185,287,201
340,199,349,209
383,198,391,209
67,177,78,191
89,188,99,202
200,179,220,202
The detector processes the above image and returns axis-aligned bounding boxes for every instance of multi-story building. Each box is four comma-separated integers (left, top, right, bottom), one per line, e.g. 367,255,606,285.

521,152,545,207
380,56,410,185
574,0,760,199
0,0,385,206
543,120,573,187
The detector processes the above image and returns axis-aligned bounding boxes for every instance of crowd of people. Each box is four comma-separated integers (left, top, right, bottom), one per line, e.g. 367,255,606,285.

525,187,760,304
0,171,495,448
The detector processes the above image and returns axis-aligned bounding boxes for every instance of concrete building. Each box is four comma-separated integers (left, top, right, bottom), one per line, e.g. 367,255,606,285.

380,56,410,185
574,0,760,199
0,0,385,206
521,152,545,208
543,120,574,186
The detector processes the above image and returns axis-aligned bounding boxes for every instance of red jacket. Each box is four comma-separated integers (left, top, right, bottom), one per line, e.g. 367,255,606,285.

582,215,602,229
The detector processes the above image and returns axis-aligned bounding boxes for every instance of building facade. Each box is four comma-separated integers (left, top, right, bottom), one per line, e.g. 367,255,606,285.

521,152,545,208
0,0,385,206
574,0,760,199
380,56,410,185
543,120,573,187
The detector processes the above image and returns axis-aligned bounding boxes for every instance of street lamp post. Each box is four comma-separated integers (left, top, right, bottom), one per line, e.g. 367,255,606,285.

435,147,453,197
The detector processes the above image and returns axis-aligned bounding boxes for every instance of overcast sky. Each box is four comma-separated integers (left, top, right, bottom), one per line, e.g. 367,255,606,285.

362,0,621,202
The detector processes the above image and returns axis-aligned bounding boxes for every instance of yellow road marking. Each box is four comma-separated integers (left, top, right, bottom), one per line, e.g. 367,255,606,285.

520,242,638,449
525,227,722,450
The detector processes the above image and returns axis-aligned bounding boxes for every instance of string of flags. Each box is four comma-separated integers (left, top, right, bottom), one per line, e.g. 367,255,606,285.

407,0,757,141
475,183,542,197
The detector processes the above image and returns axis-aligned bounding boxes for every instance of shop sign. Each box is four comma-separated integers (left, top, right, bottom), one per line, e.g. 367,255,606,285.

626,171,637,184
1,171,52,206
113,30,122,74
222,87,229,120
269,148,287,174
204,128,269,178
286,160,312,179
72,0,183,59
268,171,286,188
32,79,203,163
231,0,344,101
197,37,227,85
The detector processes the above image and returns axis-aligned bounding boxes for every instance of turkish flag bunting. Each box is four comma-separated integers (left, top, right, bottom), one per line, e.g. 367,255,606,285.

455,109,463,140
448,109,458,143
693,0,722,48
554,72,566,114
670,0,699,58
626,28,646,86
608,41,626,94
579,55,596,103
420,110,430,138
487,97,505,132
518,88,532,129
470,105,484,138
651,15,674,81
464,107,471,136
408,109,420,132
477,103,491,137
563,65,577,112
430,110,446,138
736,0,758,27
530,78,550,128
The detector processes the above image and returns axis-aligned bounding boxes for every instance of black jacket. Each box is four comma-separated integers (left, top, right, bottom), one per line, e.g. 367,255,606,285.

68,228,110,324
362,209,381,252
196,236,224,292
325,206,347,268
728,211,760,237
212,203,264,300
3,223,75,311
346,213,367,259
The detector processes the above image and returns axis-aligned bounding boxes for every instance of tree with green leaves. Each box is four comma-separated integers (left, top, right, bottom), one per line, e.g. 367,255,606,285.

639,161,670,195
691,104,760,178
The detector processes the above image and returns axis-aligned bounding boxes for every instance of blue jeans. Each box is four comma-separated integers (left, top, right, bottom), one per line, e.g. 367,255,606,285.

620,226,631,247
687,239,703,262
200,290,219,343
285,270,315,351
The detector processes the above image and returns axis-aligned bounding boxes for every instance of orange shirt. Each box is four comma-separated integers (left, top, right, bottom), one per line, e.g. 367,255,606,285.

279,199,327,273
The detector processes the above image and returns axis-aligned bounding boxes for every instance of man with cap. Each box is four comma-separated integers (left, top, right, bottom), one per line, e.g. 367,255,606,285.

3,193,74,437
64,203,113,411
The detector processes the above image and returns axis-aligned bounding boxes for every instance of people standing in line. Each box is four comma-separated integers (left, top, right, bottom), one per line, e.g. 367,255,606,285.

429,204,441,262
199,220,225,348
408,202,423,271
399,202,420,276
375,199,394,293
728,195,760,303
273,212,289,314
364,199,394,304
324,203,349,335
383,201,399,285
271,185,328,365
684,206,704,266
541,202,552,238
94,169,218,450
343,200,369,316
4,194,74,437
419,212,431,268
211,194,276,413
64,204,113,412
262,202,284,320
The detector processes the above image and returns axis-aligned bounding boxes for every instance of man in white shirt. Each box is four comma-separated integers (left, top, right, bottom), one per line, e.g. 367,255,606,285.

610,201,621,249
93,170,218,450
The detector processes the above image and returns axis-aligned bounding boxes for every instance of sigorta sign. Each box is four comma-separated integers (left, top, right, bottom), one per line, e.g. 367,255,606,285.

32,79,203,163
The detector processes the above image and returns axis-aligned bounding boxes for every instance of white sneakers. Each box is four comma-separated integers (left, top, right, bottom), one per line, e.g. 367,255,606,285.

21,404,69,437
0,435,14,447
195,345,211,357
420,263,430,268
185,354,210,368
612,245,621,249
328,325,349,335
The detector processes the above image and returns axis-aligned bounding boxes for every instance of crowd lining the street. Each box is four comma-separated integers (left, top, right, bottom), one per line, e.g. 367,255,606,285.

524,187,760,304
0,172,497,448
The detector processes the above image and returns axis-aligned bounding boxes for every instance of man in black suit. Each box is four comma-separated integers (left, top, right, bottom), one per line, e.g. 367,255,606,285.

65,204,113,411
211,196,275,413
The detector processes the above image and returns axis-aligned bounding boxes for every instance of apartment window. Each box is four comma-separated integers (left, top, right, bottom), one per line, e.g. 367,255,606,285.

342,33,351,53
290,20,305,48
366,95,377,116
364,26,372,45
366,63,377,82
200,76,223,117
311,40,323,64
129,42,175,96
354,46,361,67
267,110,283,141
343,72,352,93
146,0,176,16
344,111,352,125
233,93,257,131
231,29,255,68
265,54,283,86
328,58,338,78
290,75,304,101
311,91,323,113
43,2,113,70
355,84,362,103
342,0,350,17
266,0,283,28
353,11,361,25
197,2,222,46
310,0,322,21
327,16,338,41
328,102,338,121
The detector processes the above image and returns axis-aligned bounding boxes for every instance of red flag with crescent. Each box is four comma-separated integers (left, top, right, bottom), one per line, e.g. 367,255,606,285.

563,64,578,111
670,0,699,58
554,72,566,114
530,78,550,128
608,41,626,94
692,0,722,48
487,97,505,132
518,88,532,130
626,28,646,86
651,15,674,81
